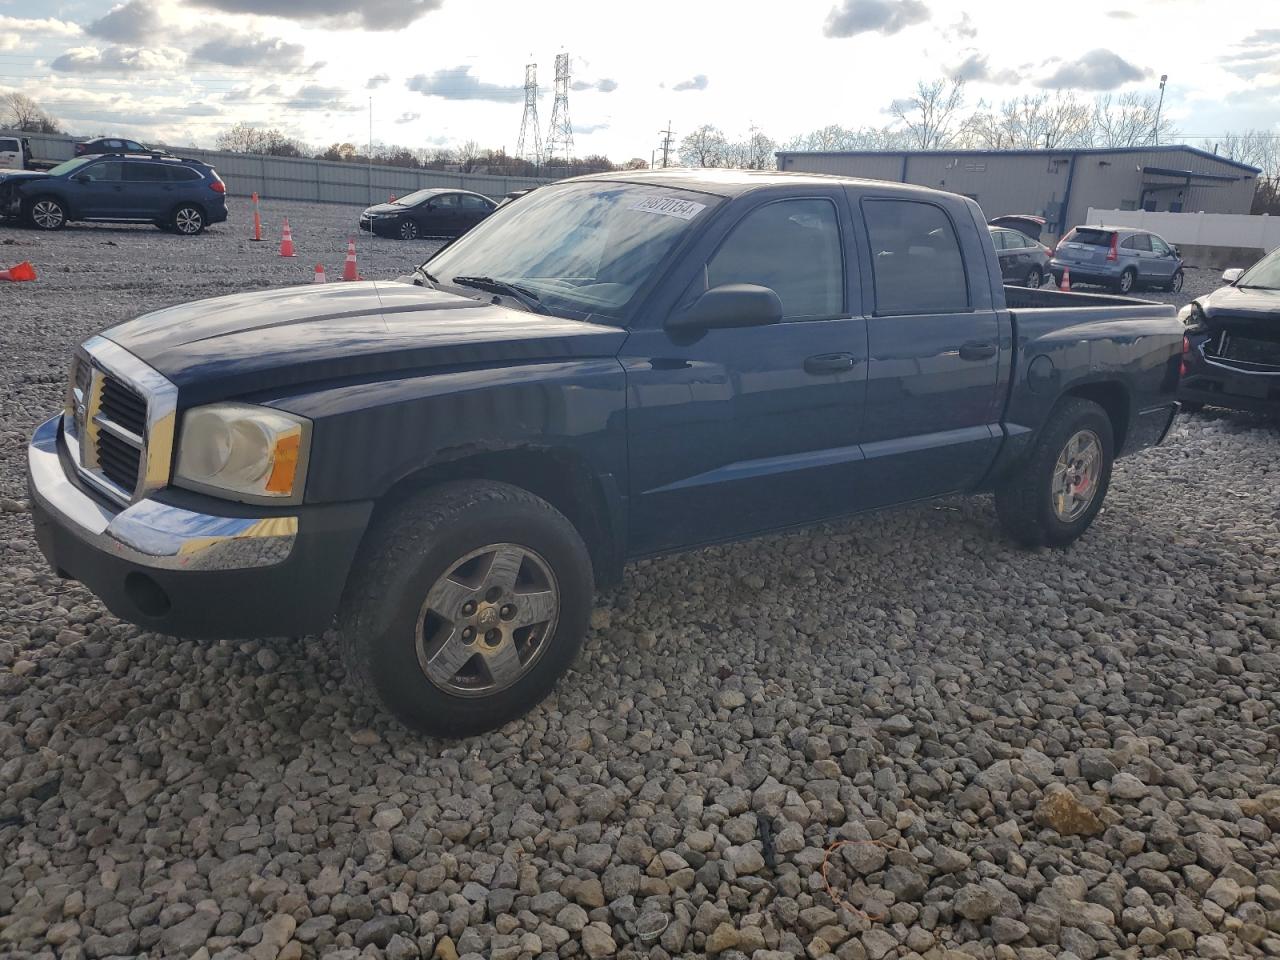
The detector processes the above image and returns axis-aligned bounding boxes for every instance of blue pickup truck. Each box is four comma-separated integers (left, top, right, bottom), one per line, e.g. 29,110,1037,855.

28,170,1182,736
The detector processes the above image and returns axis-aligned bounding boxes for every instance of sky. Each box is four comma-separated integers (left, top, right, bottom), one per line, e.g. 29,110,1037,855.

3,0,1279,160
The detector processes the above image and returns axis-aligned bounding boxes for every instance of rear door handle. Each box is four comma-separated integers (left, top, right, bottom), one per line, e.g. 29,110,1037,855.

959,341,997,361
804,352,857,374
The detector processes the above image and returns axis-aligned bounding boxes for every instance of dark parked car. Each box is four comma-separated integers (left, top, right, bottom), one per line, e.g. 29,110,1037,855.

989,214,1047,243
497,188,535,208
359,188,496,240
75,137,158,157
1178,247,1280,416
0,154,227,234
1051,225,1185,294
28,170,1181,736
989,226,1053,288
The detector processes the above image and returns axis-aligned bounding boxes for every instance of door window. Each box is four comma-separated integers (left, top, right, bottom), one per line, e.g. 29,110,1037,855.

81,161,122,182
433,193,460,208
123,162,167,182
0,138,17,153
166,166,201,182
863,199,968,315
460,194,490,211
123,140,147,153
704,198,844,321
1120,234,1151,252
990,230,1010,251
1150,235,1172,256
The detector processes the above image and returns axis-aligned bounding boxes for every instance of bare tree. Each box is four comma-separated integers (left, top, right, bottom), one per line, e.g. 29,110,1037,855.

2,92,61,133
744,129,777,170
456,139,482,173
1090,92,1177,148
678,124,727,167
1205,130,1279,178
966,92,1092,150
890,78,967,150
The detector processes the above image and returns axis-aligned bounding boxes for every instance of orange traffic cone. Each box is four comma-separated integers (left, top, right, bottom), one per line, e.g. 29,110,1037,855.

279,218,296,257
1059,267,1071,291
250,192,264,242
313,263,327,283
341,237,359,281
0,261,36,282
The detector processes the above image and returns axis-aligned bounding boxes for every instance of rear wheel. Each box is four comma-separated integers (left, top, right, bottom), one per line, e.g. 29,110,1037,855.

1025,267,1043,289
27,196,66,230
338,481,594,737
995,398,1114,548
1115,268,1137,295
172,205,204,235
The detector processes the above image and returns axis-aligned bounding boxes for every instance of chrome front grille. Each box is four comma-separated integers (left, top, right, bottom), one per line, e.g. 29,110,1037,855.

63,337,178,506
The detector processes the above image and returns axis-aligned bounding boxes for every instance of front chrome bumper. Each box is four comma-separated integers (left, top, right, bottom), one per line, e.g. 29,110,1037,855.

28,415,296,572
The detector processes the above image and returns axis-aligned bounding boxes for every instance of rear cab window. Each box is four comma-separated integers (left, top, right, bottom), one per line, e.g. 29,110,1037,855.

0,138,18,153
863,198,969,316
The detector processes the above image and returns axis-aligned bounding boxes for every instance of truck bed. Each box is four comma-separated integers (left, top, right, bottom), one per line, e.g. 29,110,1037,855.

1003,285,1153,310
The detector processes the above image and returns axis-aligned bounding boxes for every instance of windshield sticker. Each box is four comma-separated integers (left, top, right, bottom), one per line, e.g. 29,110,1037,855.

628,196,706,220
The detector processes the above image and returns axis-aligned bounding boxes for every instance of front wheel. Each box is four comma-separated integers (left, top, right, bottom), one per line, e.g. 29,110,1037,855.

26,197,66,230
338,481,594,737
398,219,419,240
995,397,1115,548
1165,270,1184,293
1025,267,1043,289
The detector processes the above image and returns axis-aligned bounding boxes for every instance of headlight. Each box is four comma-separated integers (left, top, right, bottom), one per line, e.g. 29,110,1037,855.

174,403,310,502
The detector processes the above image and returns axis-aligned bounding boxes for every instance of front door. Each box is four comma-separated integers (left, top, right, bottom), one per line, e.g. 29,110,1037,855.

852,193,1003,506
1148,234,1178,283
624,191,869,555
70,159,125,218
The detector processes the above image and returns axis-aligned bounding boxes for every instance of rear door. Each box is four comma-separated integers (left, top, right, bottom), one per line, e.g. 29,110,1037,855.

990,229,1016,280
0,138,19,168
1120,232,1154,282
459,193,493,230
122,161,167,218
852,191,1003,505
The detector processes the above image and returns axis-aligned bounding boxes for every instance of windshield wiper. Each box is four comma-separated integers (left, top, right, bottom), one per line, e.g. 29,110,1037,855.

452,275,547,314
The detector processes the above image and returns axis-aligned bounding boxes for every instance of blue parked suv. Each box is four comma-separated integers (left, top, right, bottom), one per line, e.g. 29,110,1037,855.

1050,225,1184,294
3,153,228,235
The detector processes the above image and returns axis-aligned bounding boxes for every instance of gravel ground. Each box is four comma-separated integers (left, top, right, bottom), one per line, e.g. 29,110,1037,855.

2,203,1279,960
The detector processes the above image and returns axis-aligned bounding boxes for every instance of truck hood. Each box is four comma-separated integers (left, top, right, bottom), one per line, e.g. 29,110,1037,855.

101,281,628,405
1200,283,1280,326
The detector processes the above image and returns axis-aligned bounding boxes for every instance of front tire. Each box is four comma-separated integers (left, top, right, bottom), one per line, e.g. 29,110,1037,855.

338,481,594,737
1025,267,1043,289
26,196,66,230
995,398,1114,549
398,219,419,241
1165,270,1184,293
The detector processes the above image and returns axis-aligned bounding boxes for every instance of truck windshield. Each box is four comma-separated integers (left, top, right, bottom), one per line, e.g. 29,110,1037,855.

423,180,717,321
1237,247,1280,291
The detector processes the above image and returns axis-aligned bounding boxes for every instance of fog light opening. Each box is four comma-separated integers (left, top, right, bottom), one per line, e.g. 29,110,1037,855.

125,572,171,618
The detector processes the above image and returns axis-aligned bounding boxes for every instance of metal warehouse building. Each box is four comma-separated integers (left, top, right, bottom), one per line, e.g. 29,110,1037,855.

775,145,1261,239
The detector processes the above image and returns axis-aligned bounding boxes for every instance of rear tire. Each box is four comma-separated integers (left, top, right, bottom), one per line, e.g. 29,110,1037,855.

1025,267,1043,289
1114,268,1137,295
995,398,1114,549
172,205,204,235
338,481,594,737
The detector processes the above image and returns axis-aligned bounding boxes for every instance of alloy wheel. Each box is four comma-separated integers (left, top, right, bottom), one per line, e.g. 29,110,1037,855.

32,200,63,229
415,543,559,697
174,207,202,234
1051,429,1103,522
400,220,418,240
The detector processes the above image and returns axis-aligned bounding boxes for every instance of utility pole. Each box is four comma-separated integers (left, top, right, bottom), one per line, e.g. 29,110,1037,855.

658,121,674,168
1154,74,1168,146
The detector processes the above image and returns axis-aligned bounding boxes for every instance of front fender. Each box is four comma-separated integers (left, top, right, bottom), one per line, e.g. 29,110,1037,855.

263,359,629,505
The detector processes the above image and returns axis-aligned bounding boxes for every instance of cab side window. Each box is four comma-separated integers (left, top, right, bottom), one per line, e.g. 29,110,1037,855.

863,199,969,315
705,198,844,321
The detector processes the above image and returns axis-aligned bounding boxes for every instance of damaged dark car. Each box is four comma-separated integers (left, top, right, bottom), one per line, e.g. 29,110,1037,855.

1179,247,1280,417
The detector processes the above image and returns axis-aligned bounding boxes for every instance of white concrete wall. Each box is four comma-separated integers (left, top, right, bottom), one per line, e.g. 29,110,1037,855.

1085,208,1280,253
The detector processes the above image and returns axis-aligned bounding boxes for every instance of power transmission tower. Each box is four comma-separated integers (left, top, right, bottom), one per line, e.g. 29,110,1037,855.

658,121,674,168
545,52,574,169
515,62,542,169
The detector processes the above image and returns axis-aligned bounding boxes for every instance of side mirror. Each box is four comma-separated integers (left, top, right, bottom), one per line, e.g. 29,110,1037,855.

667,283,783,332
1222,268,1244,285
1170,245,1180,258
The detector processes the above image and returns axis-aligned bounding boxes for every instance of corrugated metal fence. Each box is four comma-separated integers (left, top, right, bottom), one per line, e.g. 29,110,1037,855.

4,130,551,204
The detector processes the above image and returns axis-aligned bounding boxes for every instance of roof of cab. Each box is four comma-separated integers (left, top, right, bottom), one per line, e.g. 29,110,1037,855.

564,166,960,201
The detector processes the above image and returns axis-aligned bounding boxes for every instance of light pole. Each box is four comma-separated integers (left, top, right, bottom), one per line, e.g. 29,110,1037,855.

1154,74,1168,146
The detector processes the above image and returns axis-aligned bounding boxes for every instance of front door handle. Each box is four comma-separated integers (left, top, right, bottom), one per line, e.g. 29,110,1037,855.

804,352,857,374
959,341,997,361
